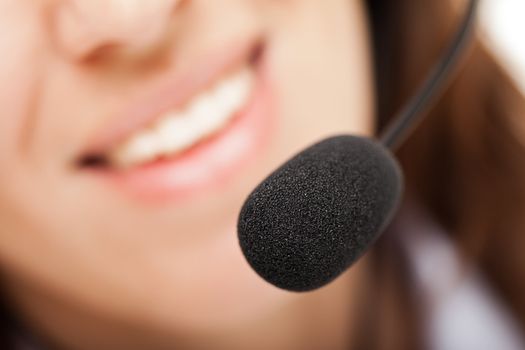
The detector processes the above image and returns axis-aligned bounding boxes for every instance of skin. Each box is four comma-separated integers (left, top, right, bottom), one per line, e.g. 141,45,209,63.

0,0,374,349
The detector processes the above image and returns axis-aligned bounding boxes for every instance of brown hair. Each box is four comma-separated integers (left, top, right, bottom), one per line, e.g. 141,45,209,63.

366,0,525,348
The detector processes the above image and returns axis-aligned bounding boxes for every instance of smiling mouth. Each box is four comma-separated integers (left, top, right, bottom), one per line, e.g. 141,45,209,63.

78,43,263,172
81,66,255,170
76,40,273,200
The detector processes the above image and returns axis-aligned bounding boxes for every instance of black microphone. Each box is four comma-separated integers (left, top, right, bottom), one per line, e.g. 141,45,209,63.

238,136,402,291
237,0,479,292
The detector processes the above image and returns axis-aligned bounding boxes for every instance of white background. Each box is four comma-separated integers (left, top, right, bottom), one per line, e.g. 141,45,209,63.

481,0,525,95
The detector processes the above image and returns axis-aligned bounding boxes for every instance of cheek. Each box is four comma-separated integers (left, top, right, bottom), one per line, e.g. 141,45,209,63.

266,0,374,152
0,5,51,270
0,3,47,169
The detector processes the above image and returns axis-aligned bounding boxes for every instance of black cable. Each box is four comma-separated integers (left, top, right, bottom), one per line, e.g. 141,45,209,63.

379,0,480,151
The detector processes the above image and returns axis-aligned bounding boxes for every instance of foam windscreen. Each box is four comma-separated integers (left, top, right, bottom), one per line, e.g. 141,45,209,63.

238,135,402,292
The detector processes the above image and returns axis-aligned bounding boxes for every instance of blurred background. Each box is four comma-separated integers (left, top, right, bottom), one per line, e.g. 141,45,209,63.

481,0,525,95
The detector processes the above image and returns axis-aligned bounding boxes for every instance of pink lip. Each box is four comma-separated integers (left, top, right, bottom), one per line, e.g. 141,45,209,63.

83,38,262,154
82,43,275,202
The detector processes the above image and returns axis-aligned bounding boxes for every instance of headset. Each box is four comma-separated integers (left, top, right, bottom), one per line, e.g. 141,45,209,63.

237,0,480,292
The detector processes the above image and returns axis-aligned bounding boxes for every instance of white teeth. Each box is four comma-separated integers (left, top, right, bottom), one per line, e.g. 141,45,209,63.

109,67,254,168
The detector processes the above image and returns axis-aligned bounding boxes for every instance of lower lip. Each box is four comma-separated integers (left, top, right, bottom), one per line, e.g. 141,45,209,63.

87,63,275,202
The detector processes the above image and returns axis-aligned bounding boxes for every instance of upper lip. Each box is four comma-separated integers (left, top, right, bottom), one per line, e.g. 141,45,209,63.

78,37,262,163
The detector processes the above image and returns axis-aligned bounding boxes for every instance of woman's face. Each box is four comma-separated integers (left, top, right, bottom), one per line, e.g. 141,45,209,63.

0,0,373,340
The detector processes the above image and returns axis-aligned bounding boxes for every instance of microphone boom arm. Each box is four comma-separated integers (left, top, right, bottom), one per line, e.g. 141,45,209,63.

379,0,480,151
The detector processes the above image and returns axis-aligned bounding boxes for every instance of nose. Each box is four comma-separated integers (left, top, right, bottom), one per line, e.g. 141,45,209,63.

52,0,183,61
